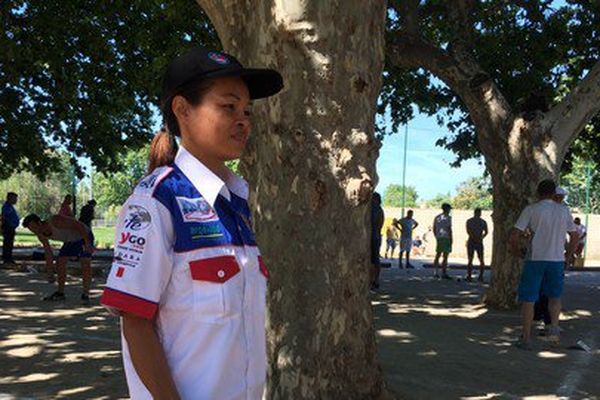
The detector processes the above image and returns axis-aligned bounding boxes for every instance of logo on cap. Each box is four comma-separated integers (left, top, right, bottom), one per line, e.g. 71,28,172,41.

208,52,230,65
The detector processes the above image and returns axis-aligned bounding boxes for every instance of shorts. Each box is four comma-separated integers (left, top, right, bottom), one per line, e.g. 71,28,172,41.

436,237,452,254
518,260,565,302
386,238,397,250
400,238,412,252
467,240,484,258
58,232,95,258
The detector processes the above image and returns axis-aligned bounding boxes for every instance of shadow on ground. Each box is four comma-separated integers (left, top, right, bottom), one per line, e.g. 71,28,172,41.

373,265,600,400
1,261,599,399
0,262,125,400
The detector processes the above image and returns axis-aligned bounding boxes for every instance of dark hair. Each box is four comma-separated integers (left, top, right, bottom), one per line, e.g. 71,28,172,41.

64,194,72,201
6,192,17,200
88,199,97,206
442,203,451,211
23,214,42,228
148,78,214,173
537,179,556,197
574,217,581,223
474,208,482,214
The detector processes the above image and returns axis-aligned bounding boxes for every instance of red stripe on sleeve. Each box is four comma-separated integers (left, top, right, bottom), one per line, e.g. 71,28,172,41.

101,287,158,320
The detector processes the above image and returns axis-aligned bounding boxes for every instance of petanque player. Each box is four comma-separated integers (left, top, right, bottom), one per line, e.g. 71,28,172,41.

100,47,283,399
433,203,453,279
511,179,578,349
22,213,95,304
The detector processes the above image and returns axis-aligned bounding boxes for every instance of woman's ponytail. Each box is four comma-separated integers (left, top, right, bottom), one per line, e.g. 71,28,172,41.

147,128,178,174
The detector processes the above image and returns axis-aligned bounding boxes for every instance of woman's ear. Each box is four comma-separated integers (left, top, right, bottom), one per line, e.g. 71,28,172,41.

171,95,190,122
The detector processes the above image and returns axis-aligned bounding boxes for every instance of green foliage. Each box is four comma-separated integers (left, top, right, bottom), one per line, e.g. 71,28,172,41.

424,192,453,209
225,159,240,175
0,152,75,218
425,176,493,210
382,1,600,167
560,154,600,213
93,145,150,214
452,177,493,210
383,184,418,208
0,0,218,179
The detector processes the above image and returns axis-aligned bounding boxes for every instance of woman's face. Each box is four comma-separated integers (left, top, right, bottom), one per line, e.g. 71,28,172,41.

175,76,251,164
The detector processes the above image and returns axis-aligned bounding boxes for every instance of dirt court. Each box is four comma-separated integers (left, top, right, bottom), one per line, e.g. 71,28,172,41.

0,259,599,400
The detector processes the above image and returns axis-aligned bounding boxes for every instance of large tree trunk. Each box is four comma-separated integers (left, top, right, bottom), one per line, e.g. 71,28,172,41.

483,119,560,308
197,1,389,398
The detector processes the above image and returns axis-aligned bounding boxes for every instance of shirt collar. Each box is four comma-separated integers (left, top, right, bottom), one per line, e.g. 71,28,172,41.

174,145,249,207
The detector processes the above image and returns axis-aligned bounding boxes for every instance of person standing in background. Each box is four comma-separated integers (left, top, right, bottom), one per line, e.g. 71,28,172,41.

2,192,19,266
398,210,419,269
79,200,97,229
371,192,385,290
58,194,74,217
511,180,578,349
433,203,453,279
466,208,488,282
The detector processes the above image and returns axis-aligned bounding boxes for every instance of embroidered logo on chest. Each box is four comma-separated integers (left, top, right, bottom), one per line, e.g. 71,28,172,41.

176,196,219,223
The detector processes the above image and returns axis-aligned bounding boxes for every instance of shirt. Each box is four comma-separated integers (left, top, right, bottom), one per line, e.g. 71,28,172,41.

466,217,488,243
399,217,417,239
514,199,577,262
1,202,19,231
385,225,399,240
79,204,95,227
575,224,586,244
433,213,452,239
59,203,73,217
101,146,268,400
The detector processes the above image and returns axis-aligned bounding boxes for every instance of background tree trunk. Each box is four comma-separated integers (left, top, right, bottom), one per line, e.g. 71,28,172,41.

198,1,389,398
483,121,559,308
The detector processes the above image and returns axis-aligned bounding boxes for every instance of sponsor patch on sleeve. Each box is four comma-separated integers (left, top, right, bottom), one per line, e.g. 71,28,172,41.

134,166,173,195
123,205,152,231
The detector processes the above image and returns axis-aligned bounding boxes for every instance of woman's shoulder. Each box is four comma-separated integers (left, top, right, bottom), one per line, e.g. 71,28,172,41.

133,166,177,198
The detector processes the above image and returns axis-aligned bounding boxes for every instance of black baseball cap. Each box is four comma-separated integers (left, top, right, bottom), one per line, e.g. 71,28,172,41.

161,47,284,106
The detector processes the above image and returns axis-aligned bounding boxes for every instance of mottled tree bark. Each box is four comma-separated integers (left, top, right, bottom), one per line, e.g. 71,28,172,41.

197,1,389,398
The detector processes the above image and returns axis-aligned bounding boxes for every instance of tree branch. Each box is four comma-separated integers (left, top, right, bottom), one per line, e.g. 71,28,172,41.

389,0,420,35
546,60,600,154
387,33,513,142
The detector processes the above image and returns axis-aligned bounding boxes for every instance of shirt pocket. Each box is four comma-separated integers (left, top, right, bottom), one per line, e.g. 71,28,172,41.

189,255,243,323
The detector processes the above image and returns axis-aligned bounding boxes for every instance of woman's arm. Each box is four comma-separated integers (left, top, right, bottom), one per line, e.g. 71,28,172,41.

122,313,181,400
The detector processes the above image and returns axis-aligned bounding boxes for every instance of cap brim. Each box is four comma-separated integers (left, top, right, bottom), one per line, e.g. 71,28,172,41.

203,68,284,100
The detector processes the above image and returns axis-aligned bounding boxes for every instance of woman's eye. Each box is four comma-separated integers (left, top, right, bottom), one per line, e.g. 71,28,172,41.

223,104,235,110
244,110,252,117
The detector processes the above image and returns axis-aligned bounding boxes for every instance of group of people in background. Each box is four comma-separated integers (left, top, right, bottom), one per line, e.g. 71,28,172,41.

1,192,97,304
370,195,491,288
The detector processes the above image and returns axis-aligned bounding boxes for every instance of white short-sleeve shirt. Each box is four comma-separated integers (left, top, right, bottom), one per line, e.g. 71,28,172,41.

101,146,269,399
514,199,577,262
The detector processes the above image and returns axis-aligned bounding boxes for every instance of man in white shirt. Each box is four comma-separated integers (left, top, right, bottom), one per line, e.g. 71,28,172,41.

433,203,452,279
397,210,419,269
510,179,578,349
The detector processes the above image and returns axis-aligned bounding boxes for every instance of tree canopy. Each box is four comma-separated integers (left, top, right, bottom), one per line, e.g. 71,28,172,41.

0,0,217,179
382,184,418,208
381,0,600,168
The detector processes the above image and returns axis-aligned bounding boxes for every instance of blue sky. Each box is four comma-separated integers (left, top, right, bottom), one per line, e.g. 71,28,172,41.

376,113,485,201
